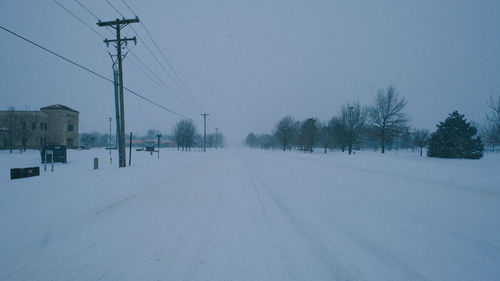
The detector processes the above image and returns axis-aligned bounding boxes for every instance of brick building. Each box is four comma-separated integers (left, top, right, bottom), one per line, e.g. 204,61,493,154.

0,104,79,149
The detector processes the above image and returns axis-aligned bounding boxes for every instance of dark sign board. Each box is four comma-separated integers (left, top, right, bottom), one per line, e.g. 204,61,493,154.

11,167,40,180
41,145,67,163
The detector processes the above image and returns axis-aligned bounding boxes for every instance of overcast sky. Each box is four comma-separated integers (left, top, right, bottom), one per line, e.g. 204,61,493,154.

1,0,499,145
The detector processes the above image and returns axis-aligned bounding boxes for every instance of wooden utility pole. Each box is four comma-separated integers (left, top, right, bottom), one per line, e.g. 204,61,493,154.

215,127,218,150
109,117,112,164
98,17,139,167
201,113,209,152
129,132,133,166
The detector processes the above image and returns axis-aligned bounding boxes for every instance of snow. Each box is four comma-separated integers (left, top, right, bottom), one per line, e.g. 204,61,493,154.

1,148,499,280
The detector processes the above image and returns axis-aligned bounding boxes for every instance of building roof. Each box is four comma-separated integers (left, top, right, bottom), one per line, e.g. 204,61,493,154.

40,104,79,113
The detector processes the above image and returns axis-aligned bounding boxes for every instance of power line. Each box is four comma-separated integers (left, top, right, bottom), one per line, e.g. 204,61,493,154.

102,1,215,127
120,0,137,17
105,0,125,18
55,0,198,117
115,0,206,113
131,25,201,109
128,51,200,115
105,0,205,114
74,0,101,21
0,24,192,120
142,23,206,111
53,0,105,39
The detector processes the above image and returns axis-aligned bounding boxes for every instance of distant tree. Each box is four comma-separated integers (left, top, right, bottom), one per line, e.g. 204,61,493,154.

481,96,500,152
274,116,298,151
3,106,18,153
340,102,367,155
185,121,196,150
318,121,333,153
193,133,202,149
427,111,484,159
399,127,413,150
98,133,111,147
258,134,278,149
173,120,196,151
79,133,97,147
18,108,38,151
329,116,348,152
297,118,320,153
206,133,215,148
245,133,257,148
412,128,430,156
144,129,162,140
389,126,412,151
215,132,226,148
368,86,409,153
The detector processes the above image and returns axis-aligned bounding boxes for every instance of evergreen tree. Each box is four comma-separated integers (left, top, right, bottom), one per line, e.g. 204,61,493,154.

427,111,484,159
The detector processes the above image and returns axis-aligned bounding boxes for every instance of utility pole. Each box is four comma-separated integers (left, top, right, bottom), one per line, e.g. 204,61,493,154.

201,113,209,152
98,17,139,167
109,117,112,164
215,127,218,150
129,132,132,166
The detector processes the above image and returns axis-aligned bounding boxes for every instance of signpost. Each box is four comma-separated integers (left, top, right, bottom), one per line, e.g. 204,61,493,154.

157,134,162,159
44,150,54,172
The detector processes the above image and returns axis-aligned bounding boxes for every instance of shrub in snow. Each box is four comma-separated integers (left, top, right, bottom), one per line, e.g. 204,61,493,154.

427,111,484,159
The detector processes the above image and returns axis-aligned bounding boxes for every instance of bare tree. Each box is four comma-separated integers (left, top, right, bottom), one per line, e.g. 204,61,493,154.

481,96,500,151
318,121,332,153
329,116,347,152
19,107,38,151
144,129,162,140
297,118,320,153
274,116,298,151
412,128,430,156
368,86,409,153
173,119,196,151
3,106,18,153
340,102,367,155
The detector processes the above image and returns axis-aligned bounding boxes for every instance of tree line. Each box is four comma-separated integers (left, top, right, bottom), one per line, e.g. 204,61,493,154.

0,106,41,152
245,86,499,159
79,120,226,151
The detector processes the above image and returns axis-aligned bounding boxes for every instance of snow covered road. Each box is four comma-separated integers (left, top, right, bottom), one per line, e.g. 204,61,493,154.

1,148,499,280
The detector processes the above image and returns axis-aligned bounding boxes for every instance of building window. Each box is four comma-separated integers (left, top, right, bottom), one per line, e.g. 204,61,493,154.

32,122,36,130
40,122,43,130
44,123,48,131
68,124,73,132
22,121,26,130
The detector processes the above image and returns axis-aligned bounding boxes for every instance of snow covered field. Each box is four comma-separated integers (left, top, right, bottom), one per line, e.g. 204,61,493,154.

1,148,499,280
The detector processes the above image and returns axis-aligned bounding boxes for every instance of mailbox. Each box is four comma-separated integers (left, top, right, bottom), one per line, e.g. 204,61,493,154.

145,142,155,152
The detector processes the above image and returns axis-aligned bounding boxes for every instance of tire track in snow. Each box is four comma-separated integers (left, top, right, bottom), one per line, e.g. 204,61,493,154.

240,153,361,281
242,151,432,281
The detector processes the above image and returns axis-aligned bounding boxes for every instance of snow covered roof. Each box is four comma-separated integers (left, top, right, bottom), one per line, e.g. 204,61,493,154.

40,104,79,113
